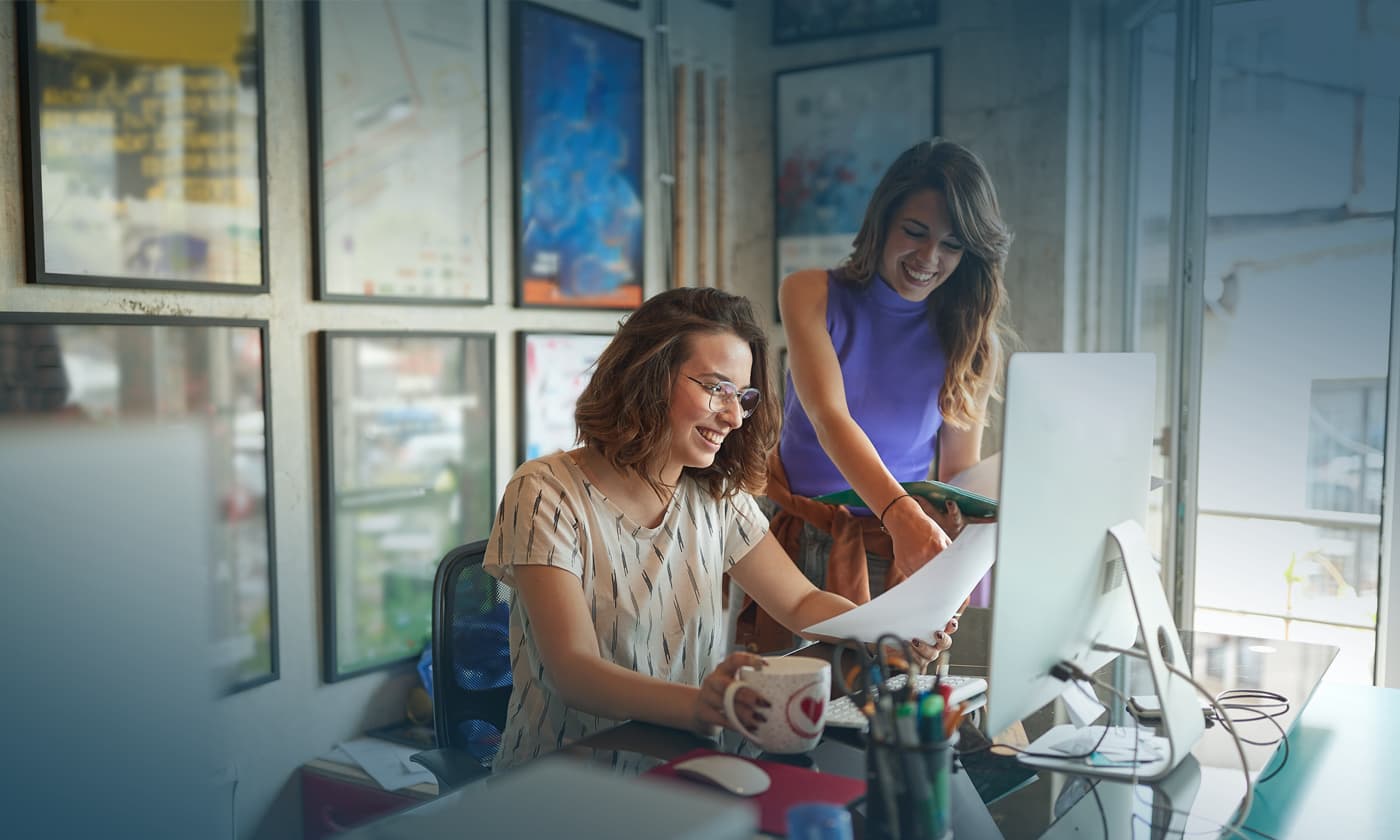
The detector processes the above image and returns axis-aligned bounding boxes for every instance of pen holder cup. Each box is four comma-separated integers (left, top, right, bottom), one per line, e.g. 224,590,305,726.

864,730,958,840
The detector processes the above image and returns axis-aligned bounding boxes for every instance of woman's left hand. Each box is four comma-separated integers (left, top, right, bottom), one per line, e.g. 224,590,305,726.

880,612,959,675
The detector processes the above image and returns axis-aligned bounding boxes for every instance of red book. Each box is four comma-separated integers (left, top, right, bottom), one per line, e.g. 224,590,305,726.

644,748,866,836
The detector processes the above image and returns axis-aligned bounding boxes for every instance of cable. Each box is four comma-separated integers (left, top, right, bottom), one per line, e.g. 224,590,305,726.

1211,689,1290,784
1095,644,1256,840
1087,776,1109,840
958,674,1119,762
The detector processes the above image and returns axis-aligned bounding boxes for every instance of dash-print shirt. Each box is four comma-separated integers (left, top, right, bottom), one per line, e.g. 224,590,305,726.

482,451,768,770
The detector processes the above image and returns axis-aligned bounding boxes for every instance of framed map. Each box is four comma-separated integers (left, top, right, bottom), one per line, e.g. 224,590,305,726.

517,331,613,464
319,331,495,681
17,0,267,291
773,51,939,317
307,0,491,303
512,2,644,310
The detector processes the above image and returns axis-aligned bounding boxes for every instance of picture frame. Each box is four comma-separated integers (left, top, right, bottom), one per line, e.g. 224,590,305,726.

517,331,614,465
318,331,495,682
512,2,645,310
306,0,493,304
16,0,269,291
773,0,938,45
0,313,279,692
773,50,939,318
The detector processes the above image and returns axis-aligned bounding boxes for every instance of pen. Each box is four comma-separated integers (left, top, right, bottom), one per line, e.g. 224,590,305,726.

896,702,933,838
944,701,966,741
870,692,903,840
917,694,944,746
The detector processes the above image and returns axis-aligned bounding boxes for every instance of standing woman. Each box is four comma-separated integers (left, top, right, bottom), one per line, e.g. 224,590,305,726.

749,139,1015,649
483,288,950,770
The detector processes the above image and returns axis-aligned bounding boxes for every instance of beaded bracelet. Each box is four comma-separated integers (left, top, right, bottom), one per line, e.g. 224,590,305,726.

877,492,916,533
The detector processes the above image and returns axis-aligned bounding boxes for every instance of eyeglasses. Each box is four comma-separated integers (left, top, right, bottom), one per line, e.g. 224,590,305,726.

685,376,761,418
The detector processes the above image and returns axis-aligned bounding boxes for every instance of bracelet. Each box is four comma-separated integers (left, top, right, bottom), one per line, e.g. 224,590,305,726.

877,493,916,533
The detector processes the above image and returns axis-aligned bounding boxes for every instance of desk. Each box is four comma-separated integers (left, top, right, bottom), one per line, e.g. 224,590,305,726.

1244,682,1400,839
300,757,436,839
345,632,1359,839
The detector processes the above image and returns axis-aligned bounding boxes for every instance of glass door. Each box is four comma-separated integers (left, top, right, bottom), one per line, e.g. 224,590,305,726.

1118,0,1400,685
1187,0,1397,684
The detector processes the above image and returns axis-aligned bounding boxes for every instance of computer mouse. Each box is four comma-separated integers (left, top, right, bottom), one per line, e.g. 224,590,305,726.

672,754,771,796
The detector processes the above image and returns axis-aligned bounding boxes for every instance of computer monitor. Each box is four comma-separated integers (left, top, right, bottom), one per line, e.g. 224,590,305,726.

983,352,1203,781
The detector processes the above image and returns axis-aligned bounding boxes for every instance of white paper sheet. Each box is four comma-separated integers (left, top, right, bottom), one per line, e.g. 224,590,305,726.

1060,678,1106,727
802,522,997,643
335,737,437,791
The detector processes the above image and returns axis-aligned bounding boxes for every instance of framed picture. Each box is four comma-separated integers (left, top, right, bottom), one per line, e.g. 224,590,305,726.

517,331,613,464
319,331,495,682
307,1,492,304
773,0,938,45
773,50,939,316
512,2,645,310
16,1,268,291
0,313,278,691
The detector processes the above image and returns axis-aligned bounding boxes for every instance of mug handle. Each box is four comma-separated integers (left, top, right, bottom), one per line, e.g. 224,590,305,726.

722,666,760,736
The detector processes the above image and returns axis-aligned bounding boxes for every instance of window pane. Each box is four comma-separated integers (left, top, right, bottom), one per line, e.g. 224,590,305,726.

1193,0,1396,683
1128,10,1177,559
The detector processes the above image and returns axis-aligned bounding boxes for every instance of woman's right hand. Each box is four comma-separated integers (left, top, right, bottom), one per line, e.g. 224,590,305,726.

884,496,953,577
691,651,770,737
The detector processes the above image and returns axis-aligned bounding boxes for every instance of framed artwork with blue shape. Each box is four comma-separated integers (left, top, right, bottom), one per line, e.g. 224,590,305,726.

512,2,645,310
772,50,939,319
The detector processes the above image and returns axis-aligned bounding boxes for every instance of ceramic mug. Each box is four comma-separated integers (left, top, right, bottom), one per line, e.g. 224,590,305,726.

722,656,831,753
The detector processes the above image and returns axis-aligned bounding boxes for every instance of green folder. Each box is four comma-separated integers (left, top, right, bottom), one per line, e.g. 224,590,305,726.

813,480,998,519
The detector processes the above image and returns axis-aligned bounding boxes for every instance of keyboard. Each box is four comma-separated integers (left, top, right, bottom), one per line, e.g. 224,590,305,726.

826,673,988,730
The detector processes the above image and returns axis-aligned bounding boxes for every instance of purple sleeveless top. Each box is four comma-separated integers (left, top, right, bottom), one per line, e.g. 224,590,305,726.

780,272,947,502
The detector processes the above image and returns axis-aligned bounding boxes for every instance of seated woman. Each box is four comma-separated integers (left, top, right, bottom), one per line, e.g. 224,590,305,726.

484,287,954,769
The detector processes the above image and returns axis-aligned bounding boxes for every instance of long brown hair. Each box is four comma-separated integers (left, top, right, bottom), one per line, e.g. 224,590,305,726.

574,287,781,501
837,139,1016,428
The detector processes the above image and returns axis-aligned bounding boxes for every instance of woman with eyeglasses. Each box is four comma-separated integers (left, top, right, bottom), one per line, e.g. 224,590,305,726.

742,139,1016,650
482,287,950,769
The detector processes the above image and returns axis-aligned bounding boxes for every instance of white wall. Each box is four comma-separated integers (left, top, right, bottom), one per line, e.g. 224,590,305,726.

0,1,1072,837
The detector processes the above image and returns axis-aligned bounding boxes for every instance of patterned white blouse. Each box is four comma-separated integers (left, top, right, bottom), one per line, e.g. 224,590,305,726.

483,451,768,770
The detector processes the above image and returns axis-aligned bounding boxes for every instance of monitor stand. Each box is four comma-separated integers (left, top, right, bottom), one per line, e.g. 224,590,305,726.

1017,520,1205,782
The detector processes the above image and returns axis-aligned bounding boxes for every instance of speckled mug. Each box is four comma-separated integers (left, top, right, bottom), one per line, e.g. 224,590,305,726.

722,656,831,754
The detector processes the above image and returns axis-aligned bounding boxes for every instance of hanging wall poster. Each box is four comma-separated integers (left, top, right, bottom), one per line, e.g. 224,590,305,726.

18,0,267,291
512,2,644,309
308,0,491,303
773,0,938,45
773,50,938,317
517,331,612,464
318,332,495,681
0,313,279,691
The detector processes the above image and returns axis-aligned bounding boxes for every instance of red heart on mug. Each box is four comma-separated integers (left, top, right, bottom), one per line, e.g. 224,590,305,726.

799,696,824,725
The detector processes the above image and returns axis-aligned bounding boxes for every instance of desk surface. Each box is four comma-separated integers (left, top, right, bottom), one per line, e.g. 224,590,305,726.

350,631,1357,839
1244,681,1400,839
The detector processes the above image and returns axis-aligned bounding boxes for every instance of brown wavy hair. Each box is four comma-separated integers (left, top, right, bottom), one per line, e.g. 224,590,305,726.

836,138,1017,429
575,287,781,501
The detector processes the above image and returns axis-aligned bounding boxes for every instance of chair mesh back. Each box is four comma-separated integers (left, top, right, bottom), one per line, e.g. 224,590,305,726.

434,540,512,763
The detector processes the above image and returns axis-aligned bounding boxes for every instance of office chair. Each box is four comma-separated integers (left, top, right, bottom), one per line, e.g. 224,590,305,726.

410,539,513,791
